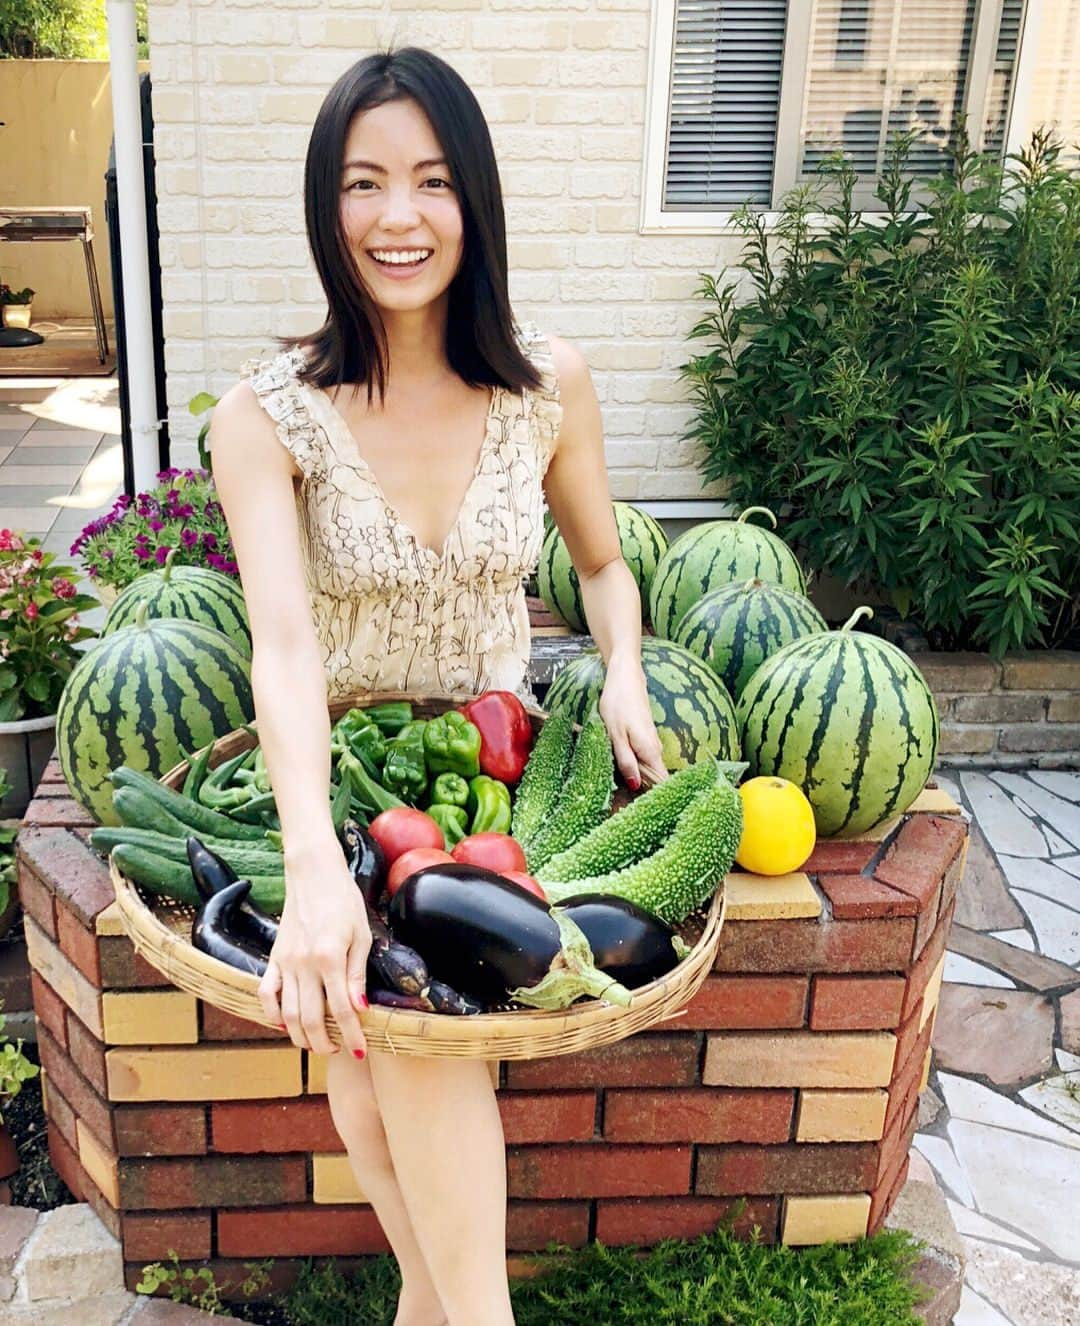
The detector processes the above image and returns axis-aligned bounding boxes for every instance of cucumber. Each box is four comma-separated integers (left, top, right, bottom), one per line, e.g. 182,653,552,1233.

91,826,283,875
113,786,201,837
110,843,285,914
109,767,267,841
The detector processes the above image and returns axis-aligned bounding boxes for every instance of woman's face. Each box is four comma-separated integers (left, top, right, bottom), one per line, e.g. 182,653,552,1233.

340,98,464,314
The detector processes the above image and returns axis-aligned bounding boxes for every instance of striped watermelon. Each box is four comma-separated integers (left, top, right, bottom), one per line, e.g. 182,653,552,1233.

674,579,827,701
538,503,668,633
737,607,939,837
545,637,740,771
103,549,251,656
649,507,806,641
56,603,254,827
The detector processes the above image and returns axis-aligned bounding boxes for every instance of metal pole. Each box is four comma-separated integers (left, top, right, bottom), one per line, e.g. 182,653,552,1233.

106,0,161,493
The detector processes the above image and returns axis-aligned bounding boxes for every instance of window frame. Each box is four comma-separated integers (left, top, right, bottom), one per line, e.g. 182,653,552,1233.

640,0,1029,234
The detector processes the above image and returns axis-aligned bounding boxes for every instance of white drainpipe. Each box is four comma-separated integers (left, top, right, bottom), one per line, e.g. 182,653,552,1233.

106,0,161,494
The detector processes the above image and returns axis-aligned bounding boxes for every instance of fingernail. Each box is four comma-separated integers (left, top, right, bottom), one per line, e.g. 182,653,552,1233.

353,1048,366,1060
276,1023,287,1030
628,777,641,790
358,994,369,1010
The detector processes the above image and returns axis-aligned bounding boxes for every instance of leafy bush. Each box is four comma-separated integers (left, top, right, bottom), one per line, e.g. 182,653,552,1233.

682,131,1079,656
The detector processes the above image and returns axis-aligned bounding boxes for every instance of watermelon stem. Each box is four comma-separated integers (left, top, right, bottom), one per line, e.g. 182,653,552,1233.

163,547,178,580
841,606,874,632
134,599,150,629
737,506,777,529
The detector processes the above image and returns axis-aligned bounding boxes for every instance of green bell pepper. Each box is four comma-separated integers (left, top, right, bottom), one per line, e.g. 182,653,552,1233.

468,774,512,836
423,711,482,778
428,803,468,850
430,771,470,809
364,702,414,737
332,710,388,778
382,720,429,803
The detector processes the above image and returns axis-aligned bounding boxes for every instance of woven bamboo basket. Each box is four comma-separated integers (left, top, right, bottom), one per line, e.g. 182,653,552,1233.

109,692,727,1060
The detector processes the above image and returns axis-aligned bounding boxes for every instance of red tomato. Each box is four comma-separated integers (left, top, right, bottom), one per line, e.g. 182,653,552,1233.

501,870,547,902
368,808,445,867
451,832,528,874
386,846,453,899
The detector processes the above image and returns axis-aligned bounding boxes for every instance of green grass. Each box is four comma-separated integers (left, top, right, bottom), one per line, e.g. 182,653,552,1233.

280,1227,925,1326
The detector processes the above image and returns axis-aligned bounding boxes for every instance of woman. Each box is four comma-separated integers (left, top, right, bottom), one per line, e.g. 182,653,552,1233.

211,47,666,1326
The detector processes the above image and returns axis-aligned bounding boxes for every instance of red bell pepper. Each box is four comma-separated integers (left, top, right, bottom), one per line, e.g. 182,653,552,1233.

458,690,533,785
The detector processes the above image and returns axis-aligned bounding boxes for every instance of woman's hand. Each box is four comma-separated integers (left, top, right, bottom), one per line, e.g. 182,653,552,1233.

598,652,668,790
257,844,371,1059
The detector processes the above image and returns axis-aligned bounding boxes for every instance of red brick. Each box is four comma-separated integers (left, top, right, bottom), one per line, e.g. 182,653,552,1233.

504,1034,699,1090
37,1024,113,1151
818,874,919,920
671,976,808,1030
21,798,96,829
498,1091,596,1144
876,816,967,909
201,1003,288,1041
506,1201,591,1251
0,936,31,1011
98,935,172,989
804,840,878,875
869,1154,911,1234
16,861,56,938
886,1020,933,1136
119,1156,307,1210
878,1082,920,1187
596,1196,780,1246
604,1089,793,1144
810,976,906,1031
714,917,916,975
29,972,68,1048
33,782,77,799
212,1099,342,1154
127,1258,320,1303
47,1124,86,1201
218,1206,391,1258
17,827,115,926
122,1212,212,1262
82,1174,122,1239
508,1145,691,1199
56,903,102,985
696,1143,878,1196
115,1105,208,1157
43,1074,79,1151
902,899,955,1020
39,758,66,784
66,1010,108,1096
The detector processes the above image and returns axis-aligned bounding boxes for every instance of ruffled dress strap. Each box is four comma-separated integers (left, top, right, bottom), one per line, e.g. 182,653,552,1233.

515,320,563,473
242,348,328,484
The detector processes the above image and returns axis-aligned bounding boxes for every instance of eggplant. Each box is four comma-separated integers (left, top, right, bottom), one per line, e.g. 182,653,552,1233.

388,864,632,1010
554,894,687,989
191,879,269,977
186,838,279,954
425,979,483,1015
339,819,386,907
368,987,435,1012
336,818,427,994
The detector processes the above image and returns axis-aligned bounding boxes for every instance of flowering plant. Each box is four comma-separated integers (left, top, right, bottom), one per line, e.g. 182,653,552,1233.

0,284,33,306
70,467,238,592
0,530,99,722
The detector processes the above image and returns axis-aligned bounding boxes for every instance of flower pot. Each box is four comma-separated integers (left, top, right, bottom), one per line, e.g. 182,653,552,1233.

0,1123,18,1188
1,305,32,331
95,580,119,607
0,713,57,818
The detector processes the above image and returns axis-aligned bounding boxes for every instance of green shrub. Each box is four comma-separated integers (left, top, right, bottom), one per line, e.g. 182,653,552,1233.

683,130,1079,656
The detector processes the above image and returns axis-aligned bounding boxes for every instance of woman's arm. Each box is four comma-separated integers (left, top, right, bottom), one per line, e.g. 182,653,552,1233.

542,336,666,787
210,384,369,1058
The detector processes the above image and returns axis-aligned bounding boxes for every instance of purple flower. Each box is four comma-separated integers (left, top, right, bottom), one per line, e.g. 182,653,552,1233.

134,546,151,560
154,546,169,565
149,518,164,532
177,504,194,519
202,533,218,550
103,548,114,559
181,529,198,548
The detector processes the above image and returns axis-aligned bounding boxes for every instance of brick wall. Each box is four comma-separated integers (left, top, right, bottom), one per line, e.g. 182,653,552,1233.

146,0,738,497
19,758,966,1297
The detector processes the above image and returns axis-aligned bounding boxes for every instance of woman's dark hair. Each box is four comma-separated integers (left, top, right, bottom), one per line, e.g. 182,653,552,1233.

288,46,543,403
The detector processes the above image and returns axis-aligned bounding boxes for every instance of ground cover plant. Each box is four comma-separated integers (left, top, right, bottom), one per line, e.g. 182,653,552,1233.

683,130,1079,656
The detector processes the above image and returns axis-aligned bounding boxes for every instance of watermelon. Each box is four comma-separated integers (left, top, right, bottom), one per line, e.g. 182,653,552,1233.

538,502,668,633
649,507,806,641
737,607,939,837
103,549,251,656
544,637,740,771
56,603,254,827
674,579,827,700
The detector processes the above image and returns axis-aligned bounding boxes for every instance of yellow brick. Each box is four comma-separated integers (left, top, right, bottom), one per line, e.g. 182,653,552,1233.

724,872,821,921
77,1120,119,1207
24,917,103,1040
704,1032,896,1089
307,1052,328,1094
102,991,199,1046
107,1046,301,1102
94,901,126,937
907,787,963,816
919,1044,934,1093
796,1090,887,1142
919,951,947,1032
313,1153,367,1204
783,1194,871,1245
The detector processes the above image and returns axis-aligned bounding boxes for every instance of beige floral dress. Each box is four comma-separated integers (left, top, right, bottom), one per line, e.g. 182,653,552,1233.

243,321,561,704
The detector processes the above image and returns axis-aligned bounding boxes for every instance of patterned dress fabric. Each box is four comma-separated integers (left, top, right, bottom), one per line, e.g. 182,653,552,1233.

243,321,561,703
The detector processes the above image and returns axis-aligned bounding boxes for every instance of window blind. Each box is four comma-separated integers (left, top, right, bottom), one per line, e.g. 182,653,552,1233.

1028,0,1079,162
664,0,789,207
984,0,1024,156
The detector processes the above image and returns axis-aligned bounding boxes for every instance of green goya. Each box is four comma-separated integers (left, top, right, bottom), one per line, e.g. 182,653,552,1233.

523,716,614,873
510,711,575,848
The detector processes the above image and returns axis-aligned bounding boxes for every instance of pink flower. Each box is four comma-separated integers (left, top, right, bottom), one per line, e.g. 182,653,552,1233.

52,578,76,600
25,602,39,620
154,546,169,565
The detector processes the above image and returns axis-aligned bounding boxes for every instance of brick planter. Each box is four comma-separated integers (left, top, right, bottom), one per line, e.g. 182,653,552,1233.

18,760,967,1298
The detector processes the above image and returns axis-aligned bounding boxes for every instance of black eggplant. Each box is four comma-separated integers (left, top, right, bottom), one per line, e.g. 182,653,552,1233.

191,879,269,977
388,863,632,1010
186,838,279,954
426,980,483,1015
336,819,427,994
554,895,688,989
369,987,435,1011
339,819,385,907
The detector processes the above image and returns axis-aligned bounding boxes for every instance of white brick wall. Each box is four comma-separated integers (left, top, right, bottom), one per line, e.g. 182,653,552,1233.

149,0,741,498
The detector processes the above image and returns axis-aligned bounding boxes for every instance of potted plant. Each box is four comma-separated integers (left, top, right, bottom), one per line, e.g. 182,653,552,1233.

0,529,99,817
0,284,35,331
0,767,18,938
71,466,238,605
0,999,39,1201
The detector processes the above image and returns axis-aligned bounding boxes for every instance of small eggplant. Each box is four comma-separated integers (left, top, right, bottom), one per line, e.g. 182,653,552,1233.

186,838,279,954
554,894,687,989
340,818,386,907
191,879,269,977
368,987,435,1012
388,863,632,1010
425,979,483,1015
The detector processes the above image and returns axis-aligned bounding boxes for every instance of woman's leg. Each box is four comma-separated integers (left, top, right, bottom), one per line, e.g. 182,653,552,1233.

367,1053,515,1326
324,1053,447,1326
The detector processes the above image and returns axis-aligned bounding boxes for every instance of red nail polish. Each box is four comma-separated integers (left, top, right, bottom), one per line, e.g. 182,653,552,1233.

358,994,369,1010
353,1048,366,1060
276,1023,287,1031
628,776,641,791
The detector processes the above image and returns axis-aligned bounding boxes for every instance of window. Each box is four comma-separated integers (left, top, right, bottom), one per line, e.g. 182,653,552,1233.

643,0,1078,231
